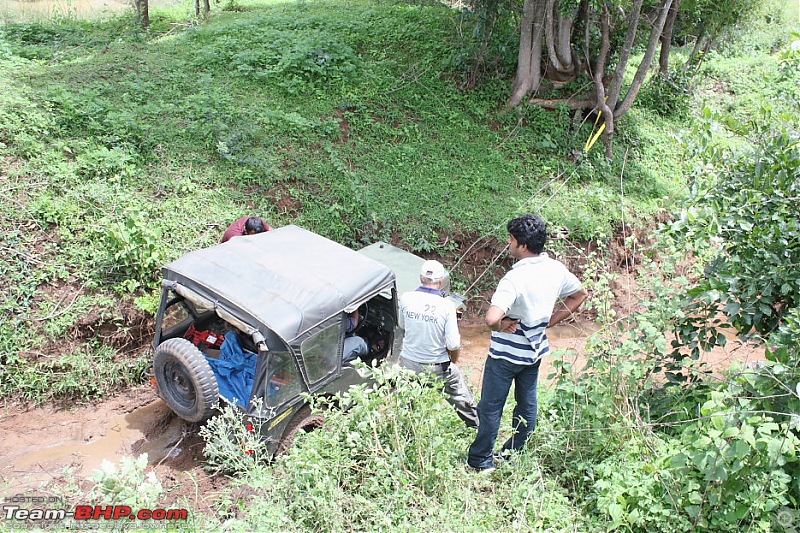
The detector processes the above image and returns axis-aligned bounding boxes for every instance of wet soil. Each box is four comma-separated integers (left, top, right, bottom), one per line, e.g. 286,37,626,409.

0,322,599,503
0,318,763,515
0,231,765,516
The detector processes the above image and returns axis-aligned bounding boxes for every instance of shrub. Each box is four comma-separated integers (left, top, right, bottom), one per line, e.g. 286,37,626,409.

220,364,585,531
638,70,695,118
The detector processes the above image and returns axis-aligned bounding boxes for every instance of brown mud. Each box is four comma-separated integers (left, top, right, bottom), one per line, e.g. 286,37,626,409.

0,319,762,512
0,226,765,516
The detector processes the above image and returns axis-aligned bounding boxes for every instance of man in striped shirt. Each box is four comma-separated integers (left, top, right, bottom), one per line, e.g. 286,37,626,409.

467,214,588,472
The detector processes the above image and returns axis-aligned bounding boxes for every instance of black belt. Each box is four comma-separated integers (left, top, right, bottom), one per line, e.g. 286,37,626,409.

402,357,450,370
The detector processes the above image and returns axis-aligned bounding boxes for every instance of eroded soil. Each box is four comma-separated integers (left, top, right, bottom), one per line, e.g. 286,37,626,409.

0,316,763,517
0,230,766,517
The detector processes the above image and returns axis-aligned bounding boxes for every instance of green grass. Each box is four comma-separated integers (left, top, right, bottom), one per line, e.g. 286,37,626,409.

0,0,797,404
1,1,798,530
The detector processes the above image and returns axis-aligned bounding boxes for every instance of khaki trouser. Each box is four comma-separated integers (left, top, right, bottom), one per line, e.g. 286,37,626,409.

399,357,479,428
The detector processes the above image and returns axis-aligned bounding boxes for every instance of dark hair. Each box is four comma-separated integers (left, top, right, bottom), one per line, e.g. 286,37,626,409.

245,217,266,234
507,214,547,254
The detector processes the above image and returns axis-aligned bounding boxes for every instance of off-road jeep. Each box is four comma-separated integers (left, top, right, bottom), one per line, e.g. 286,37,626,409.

151,225,459,456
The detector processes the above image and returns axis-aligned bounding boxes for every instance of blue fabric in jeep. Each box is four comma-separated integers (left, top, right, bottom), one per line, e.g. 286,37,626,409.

205,331,257,408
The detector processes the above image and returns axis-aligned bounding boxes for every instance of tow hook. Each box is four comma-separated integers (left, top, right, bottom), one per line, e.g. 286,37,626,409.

144,364,157,390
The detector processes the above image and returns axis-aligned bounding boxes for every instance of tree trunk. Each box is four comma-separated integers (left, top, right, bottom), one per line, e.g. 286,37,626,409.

606,0,643,111
593,6,614,159
614,0,675,118
195,0,210,18
506,0,679,158
685,34,707,72
135,0,149,28
511,0,546,106
545,0,573,74
658,0,681,75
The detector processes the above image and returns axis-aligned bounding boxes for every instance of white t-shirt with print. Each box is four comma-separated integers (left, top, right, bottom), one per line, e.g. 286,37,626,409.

400,288,460,364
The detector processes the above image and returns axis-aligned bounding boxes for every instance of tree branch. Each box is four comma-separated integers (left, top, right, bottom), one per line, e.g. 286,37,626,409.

529,98,593,109
614,0,675,118
606,0,644,109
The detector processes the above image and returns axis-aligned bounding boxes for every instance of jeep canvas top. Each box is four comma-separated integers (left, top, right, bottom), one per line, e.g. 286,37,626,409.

150,225,430,456
156,225,396,346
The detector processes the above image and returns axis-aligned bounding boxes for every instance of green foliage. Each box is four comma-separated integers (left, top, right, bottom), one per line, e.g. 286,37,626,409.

712,0,797,56
669,111,800,344
652,92,800,527
449,0,520,86
666,398,798,530
199,399,272,474
638,70,695,118
89,454,164,509
0,342,146,401
678,0,764,51
536,241,800,531
105,210,165,292
0,3,798,529
220,364,588,531
194,18,361,95
777,32,800,79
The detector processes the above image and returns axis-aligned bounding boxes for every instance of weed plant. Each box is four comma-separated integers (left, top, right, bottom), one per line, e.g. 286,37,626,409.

212,364,592,531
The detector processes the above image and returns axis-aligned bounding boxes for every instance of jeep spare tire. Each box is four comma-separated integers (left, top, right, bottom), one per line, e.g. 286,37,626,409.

154,338,219,423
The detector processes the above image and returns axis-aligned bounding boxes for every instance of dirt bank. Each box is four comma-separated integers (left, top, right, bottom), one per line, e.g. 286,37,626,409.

0,320,764,514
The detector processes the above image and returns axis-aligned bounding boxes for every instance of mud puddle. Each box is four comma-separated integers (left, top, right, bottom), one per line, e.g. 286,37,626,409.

457,321,602,388
0,387,188,498
0,319,762,505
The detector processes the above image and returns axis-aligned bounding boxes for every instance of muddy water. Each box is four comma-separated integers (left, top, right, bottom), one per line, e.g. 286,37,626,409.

457,322,600,388
1,320,762,499
0,323,598,498
0,388,183,497
13,401,181,474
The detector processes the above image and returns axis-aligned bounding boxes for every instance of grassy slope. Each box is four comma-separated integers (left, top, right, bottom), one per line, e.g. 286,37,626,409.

0,0,795,398
1,1,798,530
0,0,694,401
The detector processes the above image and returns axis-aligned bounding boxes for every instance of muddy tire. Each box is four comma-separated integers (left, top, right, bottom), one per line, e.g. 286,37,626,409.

276,405,325,455
154,338,219,423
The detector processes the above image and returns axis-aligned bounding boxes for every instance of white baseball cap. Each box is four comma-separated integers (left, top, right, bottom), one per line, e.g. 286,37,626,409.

420,260,446,281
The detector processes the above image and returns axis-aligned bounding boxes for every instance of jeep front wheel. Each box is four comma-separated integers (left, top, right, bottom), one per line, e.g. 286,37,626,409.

154,338,219,423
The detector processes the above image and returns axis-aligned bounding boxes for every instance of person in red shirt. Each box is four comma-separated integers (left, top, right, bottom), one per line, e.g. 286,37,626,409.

221,216,272,243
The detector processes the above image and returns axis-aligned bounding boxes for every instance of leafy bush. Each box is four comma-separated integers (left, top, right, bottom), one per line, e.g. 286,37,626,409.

89,454,163,508
200,399,272,474
219,364,587,531
638,70,695,118
669,112,800,347
105,210,165,292
777,32,800,79
192,19,360,95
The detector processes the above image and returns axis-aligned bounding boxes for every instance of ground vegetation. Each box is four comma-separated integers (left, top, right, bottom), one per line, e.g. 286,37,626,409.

0,0,798,530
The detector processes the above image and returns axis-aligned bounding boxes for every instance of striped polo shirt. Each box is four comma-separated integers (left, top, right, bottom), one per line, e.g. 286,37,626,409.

488,254,582,365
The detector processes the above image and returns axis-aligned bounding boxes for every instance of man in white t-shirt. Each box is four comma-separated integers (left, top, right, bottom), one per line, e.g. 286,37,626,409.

399,260,479,428
467,214,588,472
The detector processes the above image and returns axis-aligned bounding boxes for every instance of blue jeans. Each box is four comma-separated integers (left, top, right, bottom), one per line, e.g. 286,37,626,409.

343,335,368,364
467,356,541,469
